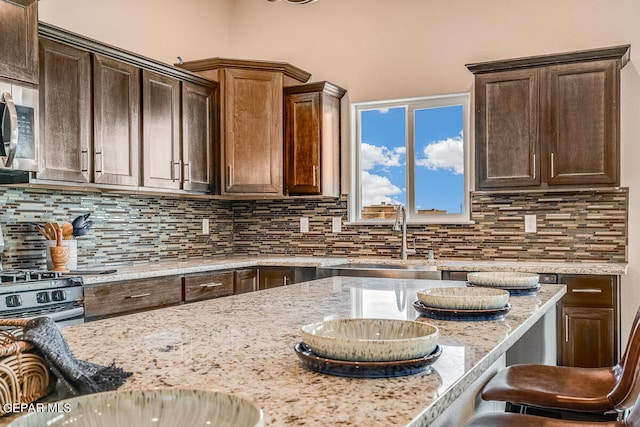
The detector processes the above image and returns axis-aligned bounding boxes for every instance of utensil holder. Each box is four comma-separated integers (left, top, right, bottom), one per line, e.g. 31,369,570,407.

49,246,70,272
46,240,77,270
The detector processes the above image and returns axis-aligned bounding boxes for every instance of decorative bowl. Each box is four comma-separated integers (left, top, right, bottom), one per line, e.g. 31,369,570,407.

300,318,439,362
467,271,539,288
8,389,264,427
417,287,509,310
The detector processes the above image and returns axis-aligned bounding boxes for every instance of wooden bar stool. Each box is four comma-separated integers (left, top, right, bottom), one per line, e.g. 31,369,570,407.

480,306,640,420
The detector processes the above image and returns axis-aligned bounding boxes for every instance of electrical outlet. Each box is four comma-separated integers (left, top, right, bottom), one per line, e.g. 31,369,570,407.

202,218,209,235
332,217,342,233
524,214,537,233
300,217,309,233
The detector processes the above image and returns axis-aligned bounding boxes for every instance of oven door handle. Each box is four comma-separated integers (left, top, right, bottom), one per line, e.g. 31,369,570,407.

1,92,19,168
41,306,85,323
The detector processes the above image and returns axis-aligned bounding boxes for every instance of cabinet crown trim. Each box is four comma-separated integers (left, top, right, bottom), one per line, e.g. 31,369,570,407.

38,22,216,88
466,45,630,74
177,57,311,83
284,81,346,98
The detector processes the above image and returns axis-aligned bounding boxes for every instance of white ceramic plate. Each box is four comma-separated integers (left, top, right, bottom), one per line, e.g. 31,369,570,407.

301,318,439,362
8,389,264,427
467,272,539,288
417,287,509,310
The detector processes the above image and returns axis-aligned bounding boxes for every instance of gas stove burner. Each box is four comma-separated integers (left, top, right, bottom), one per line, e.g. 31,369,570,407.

0,270,63,283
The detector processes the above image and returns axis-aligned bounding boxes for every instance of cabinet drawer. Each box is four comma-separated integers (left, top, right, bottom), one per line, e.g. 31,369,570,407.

184,271,234,302
84,276,182,319
559,275,616,307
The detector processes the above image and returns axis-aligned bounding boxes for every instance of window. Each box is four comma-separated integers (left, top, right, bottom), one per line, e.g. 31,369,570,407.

350,93,471,224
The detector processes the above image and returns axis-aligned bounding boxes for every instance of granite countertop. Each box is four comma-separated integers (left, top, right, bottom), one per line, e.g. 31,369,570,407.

3,277,566,426
76,256,628,285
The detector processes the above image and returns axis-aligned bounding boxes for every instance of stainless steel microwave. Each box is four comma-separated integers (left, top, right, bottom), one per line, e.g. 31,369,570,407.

0,80,38,183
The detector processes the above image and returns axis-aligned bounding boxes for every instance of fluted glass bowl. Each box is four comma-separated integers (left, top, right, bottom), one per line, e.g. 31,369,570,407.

301,318,439,362
8,389,264,427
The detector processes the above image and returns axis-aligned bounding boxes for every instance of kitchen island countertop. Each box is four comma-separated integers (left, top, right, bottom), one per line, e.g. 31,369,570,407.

4,277,566,426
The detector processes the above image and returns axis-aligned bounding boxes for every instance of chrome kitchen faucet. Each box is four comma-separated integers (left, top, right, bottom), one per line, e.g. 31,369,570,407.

392,204,416,261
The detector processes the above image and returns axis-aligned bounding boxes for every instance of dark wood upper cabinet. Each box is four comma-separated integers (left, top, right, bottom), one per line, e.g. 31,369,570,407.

474,69,540,189
0,0,38,84
467,45,629,191
93,54,141,186
178,58,311,197
542,60,619,186
284,81,345,196
182,81,216,193
142,70,181,190
38,38,92,182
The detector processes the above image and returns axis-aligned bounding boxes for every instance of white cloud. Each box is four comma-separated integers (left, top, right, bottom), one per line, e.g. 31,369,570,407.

361,171,402,206
416,134,463,174
360,142,404,170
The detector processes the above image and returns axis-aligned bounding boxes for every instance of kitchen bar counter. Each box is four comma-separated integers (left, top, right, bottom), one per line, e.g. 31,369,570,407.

5,277,566,426
76,256,627,285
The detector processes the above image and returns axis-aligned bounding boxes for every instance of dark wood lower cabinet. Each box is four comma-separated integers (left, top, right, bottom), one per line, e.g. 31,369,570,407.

234,268,258,294
259,267,293,290
183,270,234,302
84,276,182,320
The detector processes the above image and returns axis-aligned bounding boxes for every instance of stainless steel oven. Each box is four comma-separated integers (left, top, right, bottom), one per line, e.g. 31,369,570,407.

0,271,84,327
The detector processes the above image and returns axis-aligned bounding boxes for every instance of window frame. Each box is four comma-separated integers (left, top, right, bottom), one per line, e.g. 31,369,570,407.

349,92,472,225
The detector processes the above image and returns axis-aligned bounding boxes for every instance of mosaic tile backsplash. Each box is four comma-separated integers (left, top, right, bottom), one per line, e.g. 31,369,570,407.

0,186,628,269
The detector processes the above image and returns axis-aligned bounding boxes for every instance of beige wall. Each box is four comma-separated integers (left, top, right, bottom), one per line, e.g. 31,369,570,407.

39,0,233,62
40,0,638,340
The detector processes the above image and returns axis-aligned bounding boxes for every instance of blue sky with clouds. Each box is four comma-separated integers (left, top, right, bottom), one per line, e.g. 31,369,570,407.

360,105,464,213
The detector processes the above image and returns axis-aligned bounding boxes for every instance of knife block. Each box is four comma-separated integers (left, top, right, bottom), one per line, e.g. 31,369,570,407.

49,246,70,272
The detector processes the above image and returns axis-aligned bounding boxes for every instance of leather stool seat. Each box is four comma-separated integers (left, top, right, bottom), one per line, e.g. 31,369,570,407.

481,364,619,412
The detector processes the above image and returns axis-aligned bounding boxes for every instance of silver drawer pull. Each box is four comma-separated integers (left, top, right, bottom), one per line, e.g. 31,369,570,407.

200,283,224,288
571,289,603,293
127,293,151,299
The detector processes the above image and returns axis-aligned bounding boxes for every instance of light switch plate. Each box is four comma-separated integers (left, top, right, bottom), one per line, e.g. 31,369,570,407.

300,217,309,233
524,214,537,233
332,217,342,233
202,218,210,235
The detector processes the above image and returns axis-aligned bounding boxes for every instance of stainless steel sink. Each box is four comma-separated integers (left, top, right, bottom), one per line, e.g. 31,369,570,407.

316,263,441,280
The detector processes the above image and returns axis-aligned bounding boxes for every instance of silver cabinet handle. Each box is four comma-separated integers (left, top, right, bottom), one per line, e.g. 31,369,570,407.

571,288,603,293
183,162,190,182
532,153,536,180
81,149,89,172
172,161,181,182
200,282,224,288
1,92,18,167
283,276,288,286
95,150,103,173
312,165,317,187
550,152,555,177
565,314,569,342
227,165,233,187
127,293,151,299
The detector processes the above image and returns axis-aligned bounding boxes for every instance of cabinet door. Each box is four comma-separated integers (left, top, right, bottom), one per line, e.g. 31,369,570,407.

543,60,619,186
93,54,140,186
0,0,38,84
38,39,92,182
223,68,283,194
142,70,181,189
475,69,540,189
259,267,293,290
559,306,614,368
182,81,215,192
183,270,233,302
84,276,182,320
285,91,321,194
234,268,258,294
